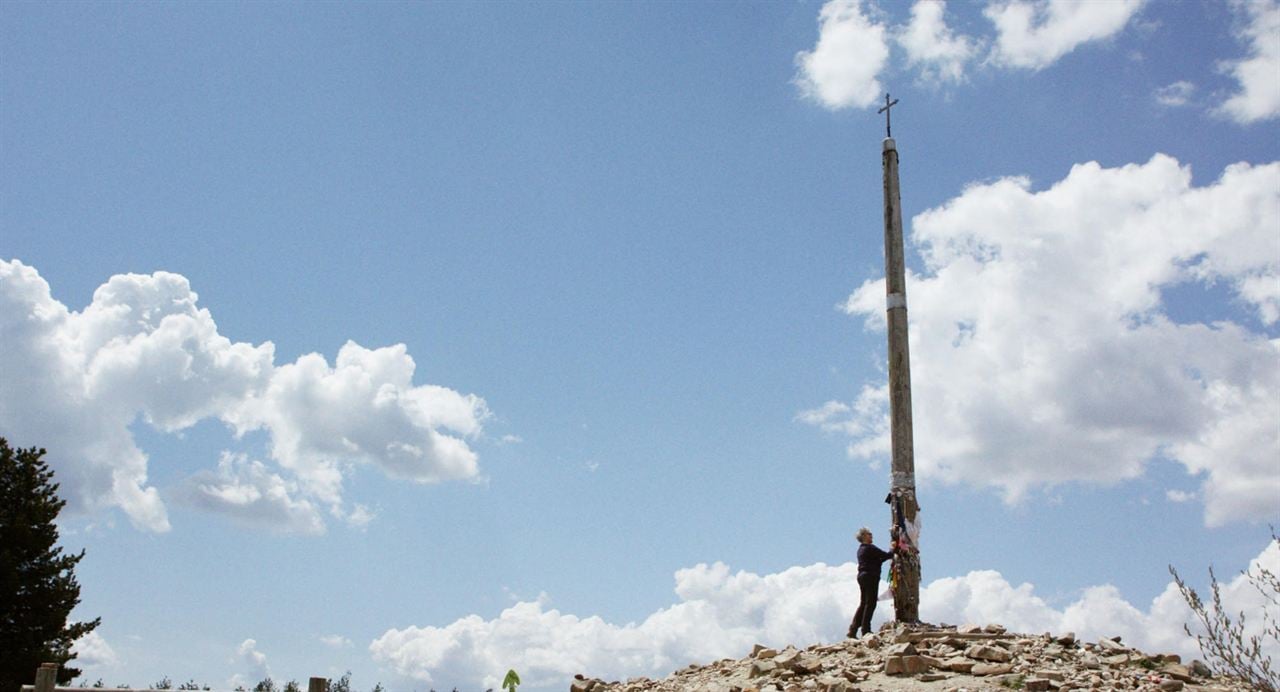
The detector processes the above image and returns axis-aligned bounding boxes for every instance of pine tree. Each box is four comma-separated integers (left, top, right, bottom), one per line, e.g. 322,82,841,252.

0,438,100,690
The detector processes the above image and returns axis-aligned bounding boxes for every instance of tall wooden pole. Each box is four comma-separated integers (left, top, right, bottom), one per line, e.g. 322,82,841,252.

880,111,921,623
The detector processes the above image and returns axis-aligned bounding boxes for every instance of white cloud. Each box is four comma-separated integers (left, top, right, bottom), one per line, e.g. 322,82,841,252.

372,563,864,690
342,503,376,529
794,0,1146,109
896,1,978,85
796,391,890,461
223,341,488,505
0,261,489,533
320,634,353,649
794,0,890,110
1155,80,1195,107
370,540,1280,690
984,0,1146,70
229,639,271,689
796,400,852,432
1217,0,1280,123
1166,489,1195,503
72,630,118,669
180,452,326,535
805,155,1280,526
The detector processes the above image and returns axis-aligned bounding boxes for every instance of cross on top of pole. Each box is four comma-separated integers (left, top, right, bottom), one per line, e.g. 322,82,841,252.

877,93,899,138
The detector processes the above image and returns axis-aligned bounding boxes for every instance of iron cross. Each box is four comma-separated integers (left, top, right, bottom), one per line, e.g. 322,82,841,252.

878,93,899,138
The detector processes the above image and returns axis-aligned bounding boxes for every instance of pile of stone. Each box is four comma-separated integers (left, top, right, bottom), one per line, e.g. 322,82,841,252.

571,623,1251,692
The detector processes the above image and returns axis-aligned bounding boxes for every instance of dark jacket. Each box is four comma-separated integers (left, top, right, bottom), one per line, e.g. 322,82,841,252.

857,543,893,578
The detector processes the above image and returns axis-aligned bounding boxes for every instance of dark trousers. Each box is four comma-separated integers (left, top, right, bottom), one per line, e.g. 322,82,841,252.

850,572,879,636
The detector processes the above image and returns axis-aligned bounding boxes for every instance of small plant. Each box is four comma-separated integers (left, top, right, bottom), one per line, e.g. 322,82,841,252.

152,677,173,689
502,669,520,692
1170,529,1279,692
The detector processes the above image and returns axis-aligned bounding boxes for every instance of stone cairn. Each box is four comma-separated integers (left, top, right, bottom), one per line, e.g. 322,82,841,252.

571,623,1251,692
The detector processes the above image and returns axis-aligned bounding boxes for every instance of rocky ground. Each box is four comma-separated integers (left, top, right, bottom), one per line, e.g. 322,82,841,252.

570,623,1254,692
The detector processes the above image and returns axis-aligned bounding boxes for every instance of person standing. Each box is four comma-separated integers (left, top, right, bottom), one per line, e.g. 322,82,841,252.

848,527,894,638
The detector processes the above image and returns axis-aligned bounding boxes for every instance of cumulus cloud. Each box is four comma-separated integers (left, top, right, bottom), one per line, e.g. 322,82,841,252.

72,631,119,669
794,0,890,110
1154,80,1195,107
370,540,1280,690
896,1,978,85
1217,0,1280,124
0,260,489,533
223,340,486,504
793,0,1148,111
794,0,1152,107
229,639,271,689
372,563,864,690
179,452,326,535
984,0,1146,70
802,155,1280,526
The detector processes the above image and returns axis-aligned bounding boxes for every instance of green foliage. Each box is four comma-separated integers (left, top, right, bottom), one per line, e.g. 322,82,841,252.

369,683,384,692
330,671,353,692
283,680,302,692
177,679,209,690
0,438,101,691
502,669,520,692
153,677,174,689
1170,529,1280,692
253,677,278,692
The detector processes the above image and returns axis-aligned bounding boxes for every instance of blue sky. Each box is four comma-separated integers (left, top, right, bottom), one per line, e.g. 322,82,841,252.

2,1,1278,690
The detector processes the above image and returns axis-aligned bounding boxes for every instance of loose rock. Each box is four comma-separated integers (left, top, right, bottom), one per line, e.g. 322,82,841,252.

573,622,1251,692
966,644,1013,663
882,655,928,676
971,662,1014,676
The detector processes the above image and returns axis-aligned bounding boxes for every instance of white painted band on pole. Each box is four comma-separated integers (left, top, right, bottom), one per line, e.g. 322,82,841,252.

886,292,907,310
